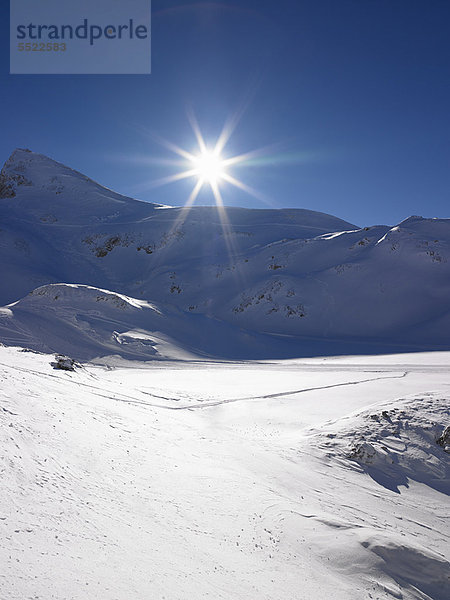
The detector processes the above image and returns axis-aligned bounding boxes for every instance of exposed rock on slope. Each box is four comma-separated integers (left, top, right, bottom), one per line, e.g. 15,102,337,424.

1,149,449,358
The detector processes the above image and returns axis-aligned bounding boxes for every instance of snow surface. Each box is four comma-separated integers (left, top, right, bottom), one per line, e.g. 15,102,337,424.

2,149,449,352
2,282,442,362
0,150,449,599
0,346,448,599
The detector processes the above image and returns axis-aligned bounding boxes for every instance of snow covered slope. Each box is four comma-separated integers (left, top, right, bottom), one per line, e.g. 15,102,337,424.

1,150,449,599
1,148,449,358
0,345,448,599
0,282,337,361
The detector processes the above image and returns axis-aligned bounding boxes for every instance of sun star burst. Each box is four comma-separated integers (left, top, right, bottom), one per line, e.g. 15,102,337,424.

146,110,271,211
134,109,305,263
191,149,227,187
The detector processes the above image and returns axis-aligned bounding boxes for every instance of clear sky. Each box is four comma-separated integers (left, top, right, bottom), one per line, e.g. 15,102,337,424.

1,0,449,226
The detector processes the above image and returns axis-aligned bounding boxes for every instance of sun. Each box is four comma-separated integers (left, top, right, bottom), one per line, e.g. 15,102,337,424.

145,109,273,210
191,149,226,186
140,110,280,261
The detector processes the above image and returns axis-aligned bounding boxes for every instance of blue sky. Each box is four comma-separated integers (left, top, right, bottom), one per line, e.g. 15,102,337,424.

1,0,449,226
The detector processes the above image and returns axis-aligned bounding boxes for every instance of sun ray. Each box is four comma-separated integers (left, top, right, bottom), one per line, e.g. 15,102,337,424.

222,142,285,168
214,107,245,157
210,182,248,289
149,178,206,271
137,110,290,286
140,110,292,221
107,152,189,168
139,168,200,190
220,172,273,206
187,109,207,154
172,177,204,228
164,178,204,245
213,78,261,156
147,131,196,162
210,181,238,262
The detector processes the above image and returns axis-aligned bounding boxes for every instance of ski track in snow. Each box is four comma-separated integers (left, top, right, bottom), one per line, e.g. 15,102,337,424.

1,150,450,599
0,347,449,600
0,358,409,410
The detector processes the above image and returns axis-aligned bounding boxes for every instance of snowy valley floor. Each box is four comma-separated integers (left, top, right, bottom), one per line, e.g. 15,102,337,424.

0,347,449,600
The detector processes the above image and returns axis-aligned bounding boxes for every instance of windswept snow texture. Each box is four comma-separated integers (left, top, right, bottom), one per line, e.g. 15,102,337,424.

0,346,449,600
1,149,450,359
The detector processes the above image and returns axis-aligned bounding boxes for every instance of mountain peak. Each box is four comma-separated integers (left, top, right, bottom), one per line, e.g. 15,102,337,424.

7,147,33,161
0,148,163,226
3,147,79,173
0,148,37,198
0,148,103,197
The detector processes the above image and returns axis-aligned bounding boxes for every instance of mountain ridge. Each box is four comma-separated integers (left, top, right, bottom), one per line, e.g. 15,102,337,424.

1,149,449,359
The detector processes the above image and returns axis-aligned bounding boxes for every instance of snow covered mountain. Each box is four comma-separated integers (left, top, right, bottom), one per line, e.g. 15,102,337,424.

1,150,449,600
1,148,449,359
